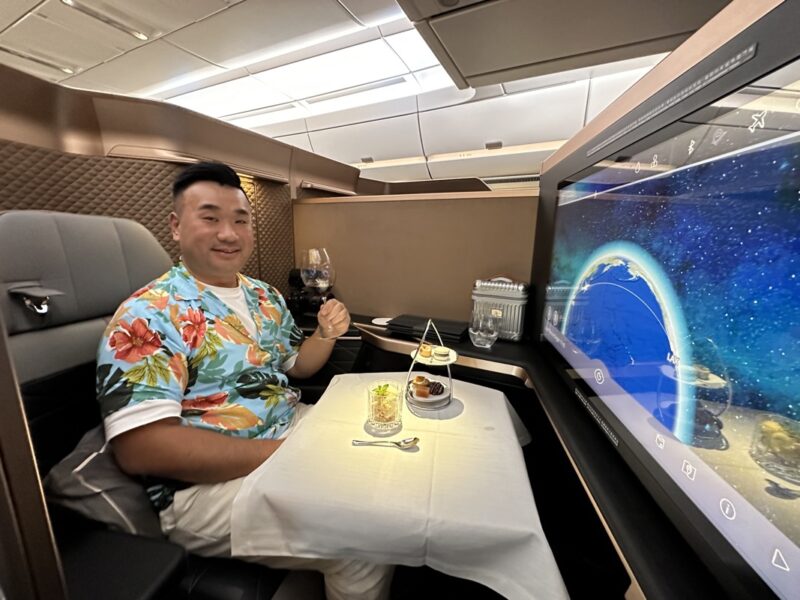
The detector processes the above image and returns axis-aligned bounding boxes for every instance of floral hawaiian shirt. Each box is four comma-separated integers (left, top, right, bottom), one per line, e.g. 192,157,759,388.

97,262,304,445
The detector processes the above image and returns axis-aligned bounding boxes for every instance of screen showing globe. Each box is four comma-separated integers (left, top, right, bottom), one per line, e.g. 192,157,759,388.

544,57,800,598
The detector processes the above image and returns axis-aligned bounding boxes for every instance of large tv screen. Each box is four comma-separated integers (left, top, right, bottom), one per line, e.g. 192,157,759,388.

544,55,800,598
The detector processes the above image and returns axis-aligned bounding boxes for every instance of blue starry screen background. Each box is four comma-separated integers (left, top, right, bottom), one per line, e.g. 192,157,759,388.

550,134,800,422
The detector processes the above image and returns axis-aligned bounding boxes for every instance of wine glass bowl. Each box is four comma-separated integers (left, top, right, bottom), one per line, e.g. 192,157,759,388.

300,248,336,296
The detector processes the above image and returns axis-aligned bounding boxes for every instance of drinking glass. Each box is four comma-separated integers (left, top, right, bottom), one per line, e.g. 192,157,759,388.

469,312,499,349
365,380,402,436
300,248,335,295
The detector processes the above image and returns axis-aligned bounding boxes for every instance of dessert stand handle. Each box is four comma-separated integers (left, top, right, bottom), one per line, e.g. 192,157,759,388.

405,319,454,404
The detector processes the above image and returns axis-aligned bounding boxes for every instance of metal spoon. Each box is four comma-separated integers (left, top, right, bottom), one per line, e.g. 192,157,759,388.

352,437,419,450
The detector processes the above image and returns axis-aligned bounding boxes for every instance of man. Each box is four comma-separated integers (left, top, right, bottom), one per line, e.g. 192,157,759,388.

97,162,393,600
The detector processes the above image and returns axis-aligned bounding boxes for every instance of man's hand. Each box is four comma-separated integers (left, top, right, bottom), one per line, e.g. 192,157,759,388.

317,299,350,339
287,299,351,379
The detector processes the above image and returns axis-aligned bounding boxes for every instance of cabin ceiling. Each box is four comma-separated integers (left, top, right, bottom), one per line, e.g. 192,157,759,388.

0,0,726,183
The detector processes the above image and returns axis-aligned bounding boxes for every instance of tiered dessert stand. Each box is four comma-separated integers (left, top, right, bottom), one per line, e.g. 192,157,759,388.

405,319,458,412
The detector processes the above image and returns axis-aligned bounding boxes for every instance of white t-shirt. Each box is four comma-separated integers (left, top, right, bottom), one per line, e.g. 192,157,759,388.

206,282,298,373
205,283,258,338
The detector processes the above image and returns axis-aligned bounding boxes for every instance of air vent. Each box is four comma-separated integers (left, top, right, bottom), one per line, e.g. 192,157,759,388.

483,174,540,184
482,174,540,191
485,140,503,150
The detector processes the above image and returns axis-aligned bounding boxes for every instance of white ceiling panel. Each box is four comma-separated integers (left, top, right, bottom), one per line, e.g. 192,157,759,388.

78,0,232,38
0,11,124,71
502,53,664,95
339,0,404,27
251,118,308,138
419,80,589,154
585,67,650,124
0,48,67,81
309,114,422,163
416,82,503,112
306,95,416,131
253,39,408,100
167,76,292,118
0,0,40,31
166,0,362,69
38,1,142,53
357,161,431,182
274,132,313,152
385,29,438,71
63,39,224,95
427,146,557,179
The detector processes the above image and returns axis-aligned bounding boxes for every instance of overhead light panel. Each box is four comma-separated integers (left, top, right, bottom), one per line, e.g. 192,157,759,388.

167,76,292,118
303,76,420,115
0,46,75,76
60,0,149,41
385,30,440,71
226,103,309,130
253,39,408,101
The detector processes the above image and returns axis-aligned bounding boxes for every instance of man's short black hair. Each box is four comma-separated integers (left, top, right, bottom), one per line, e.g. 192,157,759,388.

172,161,244,199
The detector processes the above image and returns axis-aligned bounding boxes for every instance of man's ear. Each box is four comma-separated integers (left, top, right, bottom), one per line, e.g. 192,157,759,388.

169,211,180,242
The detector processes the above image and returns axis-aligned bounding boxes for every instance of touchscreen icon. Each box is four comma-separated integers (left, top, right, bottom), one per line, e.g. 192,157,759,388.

771,548,790,572
687,139,695,155
655,434,665,449
748,110,767,133
593,369,605,384
719,498,736,520
711,128,727,146
681,459,697,481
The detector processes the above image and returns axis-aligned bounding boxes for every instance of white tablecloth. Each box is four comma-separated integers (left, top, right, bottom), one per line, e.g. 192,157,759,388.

231,373,568,600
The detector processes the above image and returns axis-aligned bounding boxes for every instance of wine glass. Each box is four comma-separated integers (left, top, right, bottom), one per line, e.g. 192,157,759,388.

300,248,336,299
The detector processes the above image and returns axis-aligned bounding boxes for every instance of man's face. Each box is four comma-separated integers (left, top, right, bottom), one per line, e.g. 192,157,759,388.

170,181,254,287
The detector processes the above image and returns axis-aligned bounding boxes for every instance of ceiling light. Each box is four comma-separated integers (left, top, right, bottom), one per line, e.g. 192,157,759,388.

168,76,292,119
227,103,309,130
253,39,408,101
304,76,419,115
60,0,151,42
0,46,75,77
385,30,440,71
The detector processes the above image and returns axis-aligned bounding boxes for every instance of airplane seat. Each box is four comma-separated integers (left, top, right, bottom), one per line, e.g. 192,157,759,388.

0,210,286,600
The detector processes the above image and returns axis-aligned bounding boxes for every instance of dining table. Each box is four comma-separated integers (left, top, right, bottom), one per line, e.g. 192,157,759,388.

231,372,568,600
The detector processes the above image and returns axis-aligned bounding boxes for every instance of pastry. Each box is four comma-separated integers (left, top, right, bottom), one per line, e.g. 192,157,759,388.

415,385,430,398
429,381,445,396
433,346,449,361
414,375,429,385
419,343,432,358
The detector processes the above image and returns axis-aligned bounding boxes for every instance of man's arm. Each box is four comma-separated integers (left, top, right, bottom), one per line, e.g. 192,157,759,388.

287,299,350,379
112,418,282,483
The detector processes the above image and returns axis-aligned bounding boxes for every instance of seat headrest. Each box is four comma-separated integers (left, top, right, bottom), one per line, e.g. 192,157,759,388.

0,211,172,336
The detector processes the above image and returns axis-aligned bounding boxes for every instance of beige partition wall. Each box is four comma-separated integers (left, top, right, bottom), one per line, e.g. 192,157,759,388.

293,190,538,321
